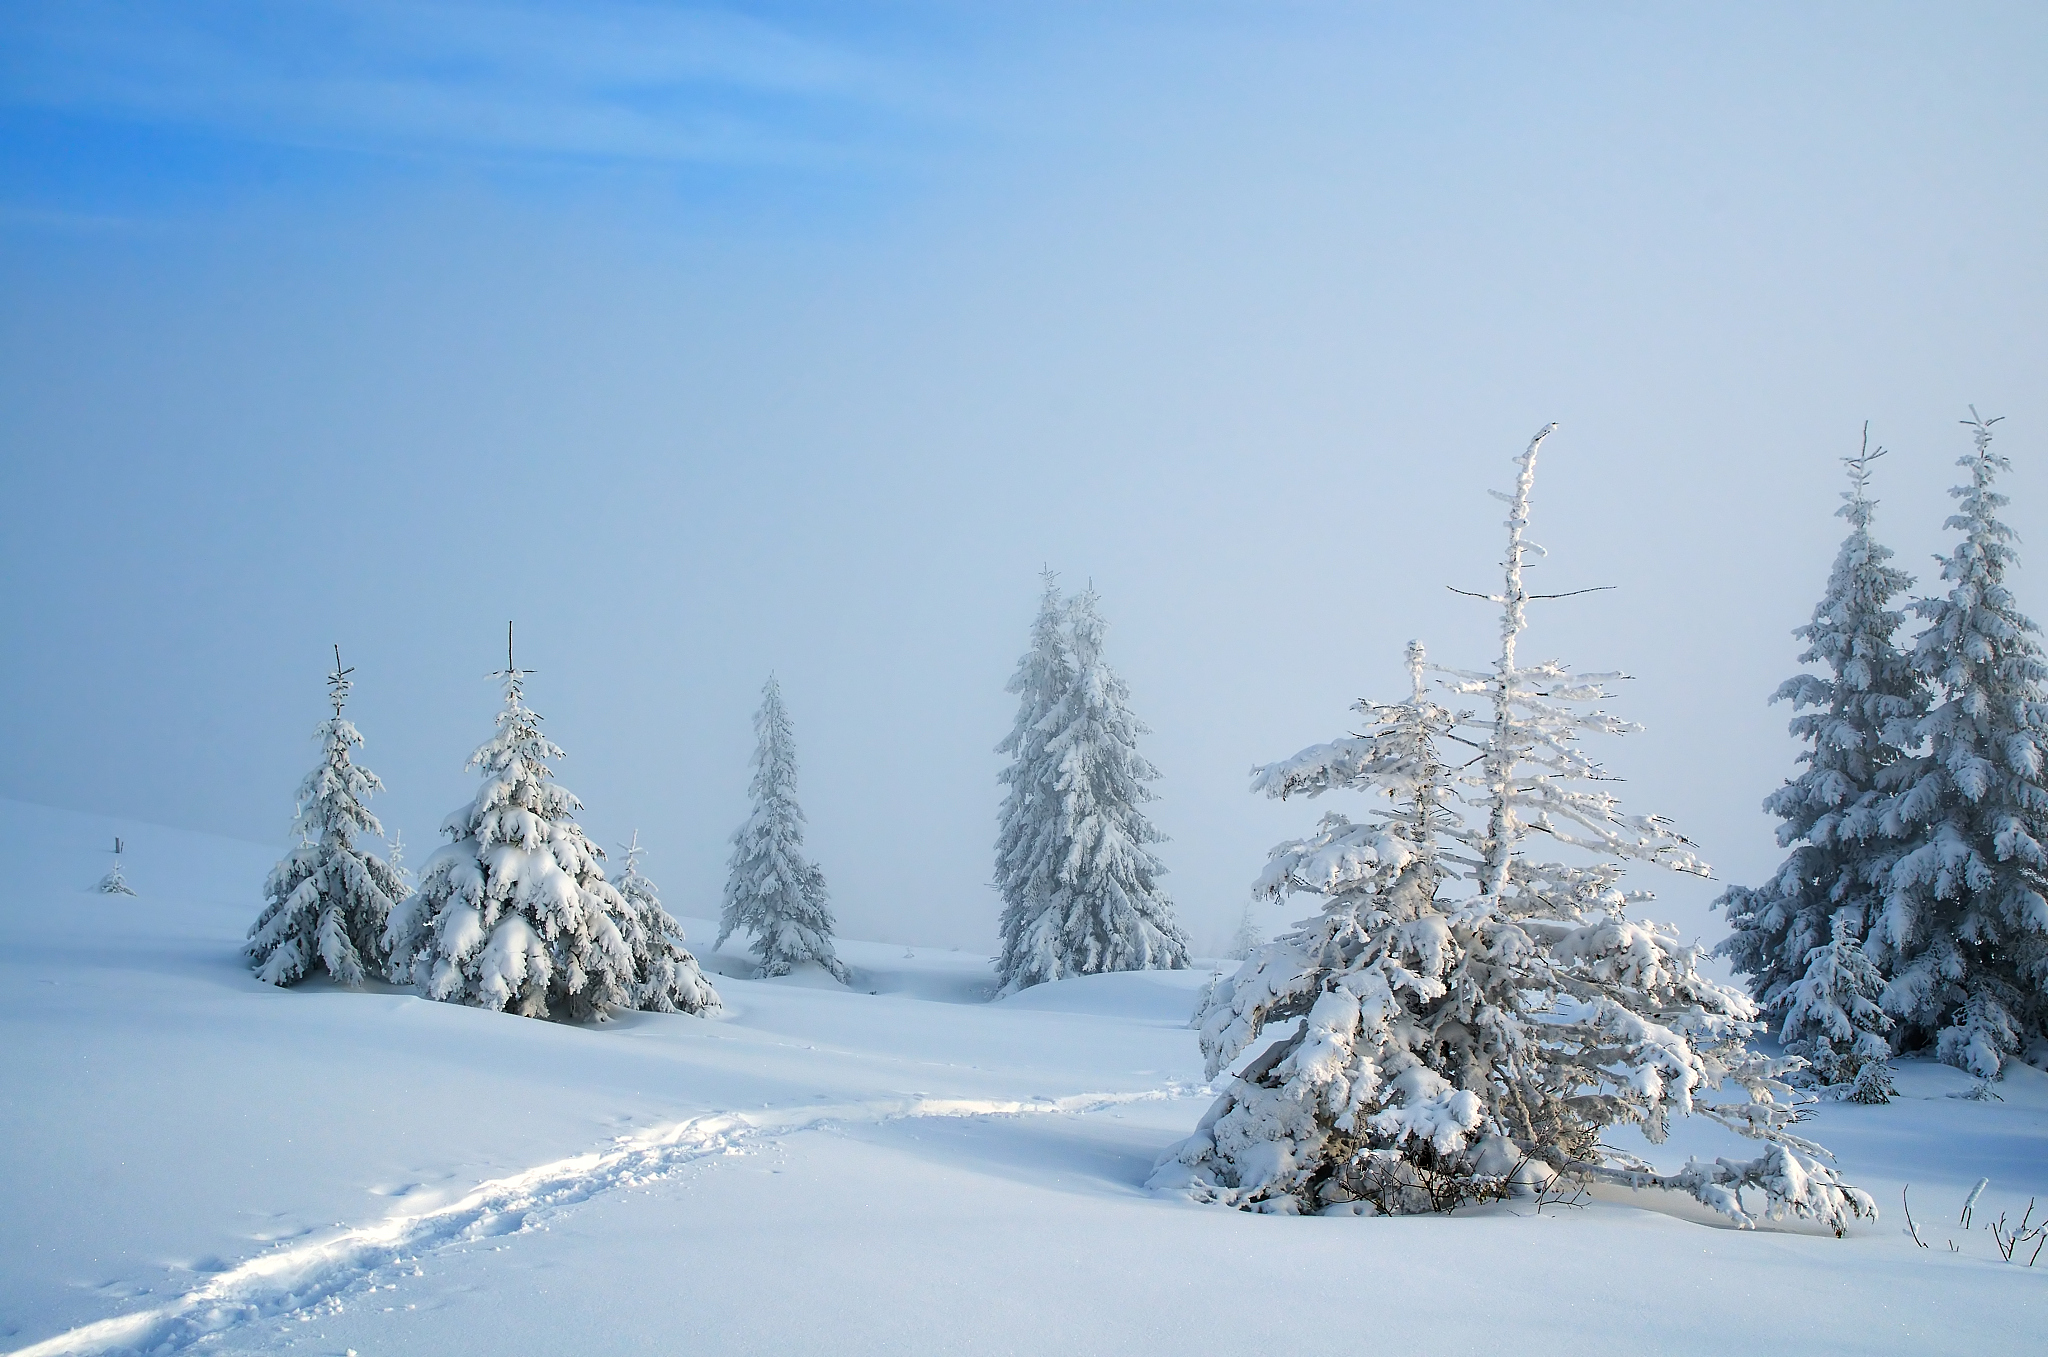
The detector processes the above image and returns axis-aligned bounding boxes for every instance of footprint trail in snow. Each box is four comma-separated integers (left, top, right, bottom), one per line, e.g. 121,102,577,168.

8,1087,1195,1357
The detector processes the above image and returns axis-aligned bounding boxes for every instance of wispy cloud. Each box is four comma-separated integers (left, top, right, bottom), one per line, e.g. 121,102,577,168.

0,1,956,167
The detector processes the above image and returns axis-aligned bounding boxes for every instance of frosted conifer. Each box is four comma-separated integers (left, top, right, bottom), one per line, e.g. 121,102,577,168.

613,832,720,1015
1164,641,1478,1213
997,586,1188,990
385,830,413,894
994,572,1074,987
97,837,137,896
1229,903,1264,961
383,628,636,1020
1717,432,1925,1025
1781,916,1895,1101
248,650,404,987
718,677,848,981
1164,427,1873,1231
1878,412,2048,1075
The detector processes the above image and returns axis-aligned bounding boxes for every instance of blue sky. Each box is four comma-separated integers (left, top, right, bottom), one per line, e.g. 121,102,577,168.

3,2,2045,953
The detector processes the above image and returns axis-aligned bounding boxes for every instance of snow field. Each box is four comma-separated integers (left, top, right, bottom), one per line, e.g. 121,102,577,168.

3,800,2045,1355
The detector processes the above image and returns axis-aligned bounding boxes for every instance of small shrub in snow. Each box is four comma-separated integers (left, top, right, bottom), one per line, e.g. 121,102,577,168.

994,578,1188,991
1846,1056,1898,1105
1160,427,1874,1233
248,651,404,987
97,837,137,896
384,633,636,1020
1781,916,1894,1102
718,676,848,981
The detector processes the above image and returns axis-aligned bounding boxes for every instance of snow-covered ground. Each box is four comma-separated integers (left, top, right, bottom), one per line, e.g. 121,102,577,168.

3,799,2043,1356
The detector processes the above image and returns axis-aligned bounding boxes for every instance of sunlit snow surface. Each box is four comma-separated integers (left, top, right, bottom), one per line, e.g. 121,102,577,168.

3,800,2043,1355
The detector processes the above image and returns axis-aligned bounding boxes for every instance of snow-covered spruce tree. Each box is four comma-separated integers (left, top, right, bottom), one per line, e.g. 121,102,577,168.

1878,412,2048,1075
613,831,720,1015
1781,916,1895,1102
97,837,137,896
717,676,848,981
1162,426,1873,1230
383,634,636,1020
248,649,404,987
1717,432,1925,1025
385,830,413,895
998,586,1188,991
1229,903,1264,961
1161,640,1478,1213
994,571,1075,989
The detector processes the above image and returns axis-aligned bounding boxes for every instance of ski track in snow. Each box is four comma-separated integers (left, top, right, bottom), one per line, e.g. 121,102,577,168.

11,1086,1199,1357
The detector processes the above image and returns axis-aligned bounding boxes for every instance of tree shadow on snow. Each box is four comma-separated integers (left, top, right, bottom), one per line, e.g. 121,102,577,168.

847,1111,1178,1202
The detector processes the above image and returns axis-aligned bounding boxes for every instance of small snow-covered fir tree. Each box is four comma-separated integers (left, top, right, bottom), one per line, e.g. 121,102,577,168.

1878,412,2048,1076
1781,916,1895,1102
248,649,405,987
1162,427,1873,1231
612,831,720,1015
385,830,413,895
384,629,636,1020
1163,640,1479,1212
717,677,848,981
1229,903,1264,960
994,571,1075,987
1718,431,1925,1024
996,585,1189,990
97,837,137,896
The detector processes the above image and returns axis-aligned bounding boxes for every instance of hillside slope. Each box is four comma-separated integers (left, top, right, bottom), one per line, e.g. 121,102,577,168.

2,801,2043,1355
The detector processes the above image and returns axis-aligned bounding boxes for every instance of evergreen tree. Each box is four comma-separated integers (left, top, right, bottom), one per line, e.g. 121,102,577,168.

1717,433,1925,1024
994,571,1074,987
718,677,848,981
1229,903,1264,961
1162,427,1872,1230
248,649,404,987
1878,412,2048,1075
613,832,721,1015
385,830,413,895
997,585,1188,990
97,837,137,896
1781,916,1895,1102
1165,641,1476,1212
384,629,636,1020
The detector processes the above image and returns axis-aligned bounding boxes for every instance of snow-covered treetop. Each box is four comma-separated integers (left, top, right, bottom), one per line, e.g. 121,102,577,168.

1054,585,1166,825
999,570,1074,766
445,639,582,856
615,829,655,900
745,675,803,823
1436,425,1705,898
1248,640,1457,903
293,646,387,853
1908,410,2044,714
1771,430,1921,820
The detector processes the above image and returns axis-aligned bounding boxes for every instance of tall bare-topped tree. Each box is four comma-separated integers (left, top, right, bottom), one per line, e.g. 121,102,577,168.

249,647,404,987
1164,427,1871,1231
385,624,637,1020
